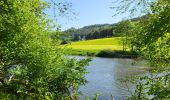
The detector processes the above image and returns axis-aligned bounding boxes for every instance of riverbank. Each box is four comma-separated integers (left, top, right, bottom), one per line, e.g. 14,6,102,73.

65,49,139,58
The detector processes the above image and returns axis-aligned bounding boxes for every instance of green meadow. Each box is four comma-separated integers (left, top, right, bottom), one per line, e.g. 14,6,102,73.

64,37,124,51
61,37,136,58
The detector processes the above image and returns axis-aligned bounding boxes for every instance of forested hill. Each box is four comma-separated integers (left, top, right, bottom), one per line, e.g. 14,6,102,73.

61,16,147,44
64,23,116,40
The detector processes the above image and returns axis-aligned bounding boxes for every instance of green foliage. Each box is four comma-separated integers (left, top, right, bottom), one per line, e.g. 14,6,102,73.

62,17,142,42
112,0,170,99
129,73,170,100
123,0,170,99
113,20,136,51
64,48,138,58
131,0,170,67
65,49,99,56
0,0,90,99
113,20,132,36
97,50,138,58
111,0,153,16
63,24,115,41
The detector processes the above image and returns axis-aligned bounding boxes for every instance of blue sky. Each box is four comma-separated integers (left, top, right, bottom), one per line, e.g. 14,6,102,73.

46,0,135,30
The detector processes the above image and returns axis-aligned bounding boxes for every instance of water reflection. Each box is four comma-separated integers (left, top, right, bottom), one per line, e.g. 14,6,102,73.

70,56,149,100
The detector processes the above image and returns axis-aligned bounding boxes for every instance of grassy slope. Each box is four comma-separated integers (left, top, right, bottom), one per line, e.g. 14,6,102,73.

64,37,124,51
61,37,137,58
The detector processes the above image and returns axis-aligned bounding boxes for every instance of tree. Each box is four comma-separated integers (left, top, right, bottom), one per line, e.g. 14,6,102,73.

130,0,170,67
0,0,90,99
113,20,134,51
112,0,170,99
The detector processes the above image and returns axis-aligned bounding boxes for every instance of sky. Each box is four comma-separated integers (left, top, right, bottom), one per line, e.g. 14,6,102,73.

46,0,136,31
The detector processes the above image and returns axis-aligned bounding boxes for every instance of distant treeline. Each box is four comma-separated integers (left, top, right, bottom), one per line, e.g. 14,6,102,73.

60,16,146,44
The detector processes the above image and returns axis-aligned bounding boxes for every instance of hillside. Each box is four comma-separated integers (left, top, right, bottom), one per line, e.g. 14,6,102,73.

62,24,115,42
61,16,146,43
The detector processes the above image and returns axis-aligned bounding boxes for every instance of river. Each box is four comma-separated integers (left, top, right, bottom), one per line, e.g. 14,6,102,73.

70,56,149,100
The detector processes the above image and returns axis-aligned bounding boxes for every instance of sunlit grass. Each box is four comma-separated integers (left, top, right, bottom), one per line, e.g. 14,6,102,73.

63,37,126,51
67,45,123,50
60,37,136,57
70,37,122,45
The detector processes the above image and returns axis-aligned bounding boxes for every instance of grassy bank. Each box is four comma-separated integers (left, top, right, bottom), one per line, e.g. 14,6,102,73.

61,37,138,58
65,49,138,58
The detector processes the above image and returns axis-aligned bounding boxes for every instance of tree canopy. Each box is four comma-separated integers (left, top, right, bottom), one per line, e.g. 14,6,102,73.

0,0,90,99
112,0,170,99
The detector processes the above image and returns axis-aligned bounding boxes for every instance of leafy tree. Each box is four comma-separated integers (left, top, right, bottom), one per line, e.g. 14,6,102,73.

0,0,90,99
131,0,170,67
112,0,170,99
113,20,135,51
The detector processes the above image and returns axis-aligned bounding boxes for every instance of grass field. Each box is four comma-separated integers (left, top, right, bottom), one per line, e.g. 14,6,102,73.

60,37,137,58
63,37,124,51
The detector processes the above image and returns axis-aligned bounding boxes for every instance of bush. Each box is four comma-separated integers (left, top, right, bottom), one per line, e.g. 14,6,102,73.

97,50,138,58
0,0,90,99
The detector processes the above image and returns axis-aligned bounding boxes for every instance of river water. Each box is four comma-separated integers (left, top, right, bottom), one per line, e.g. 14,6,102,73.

70,56,149,100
